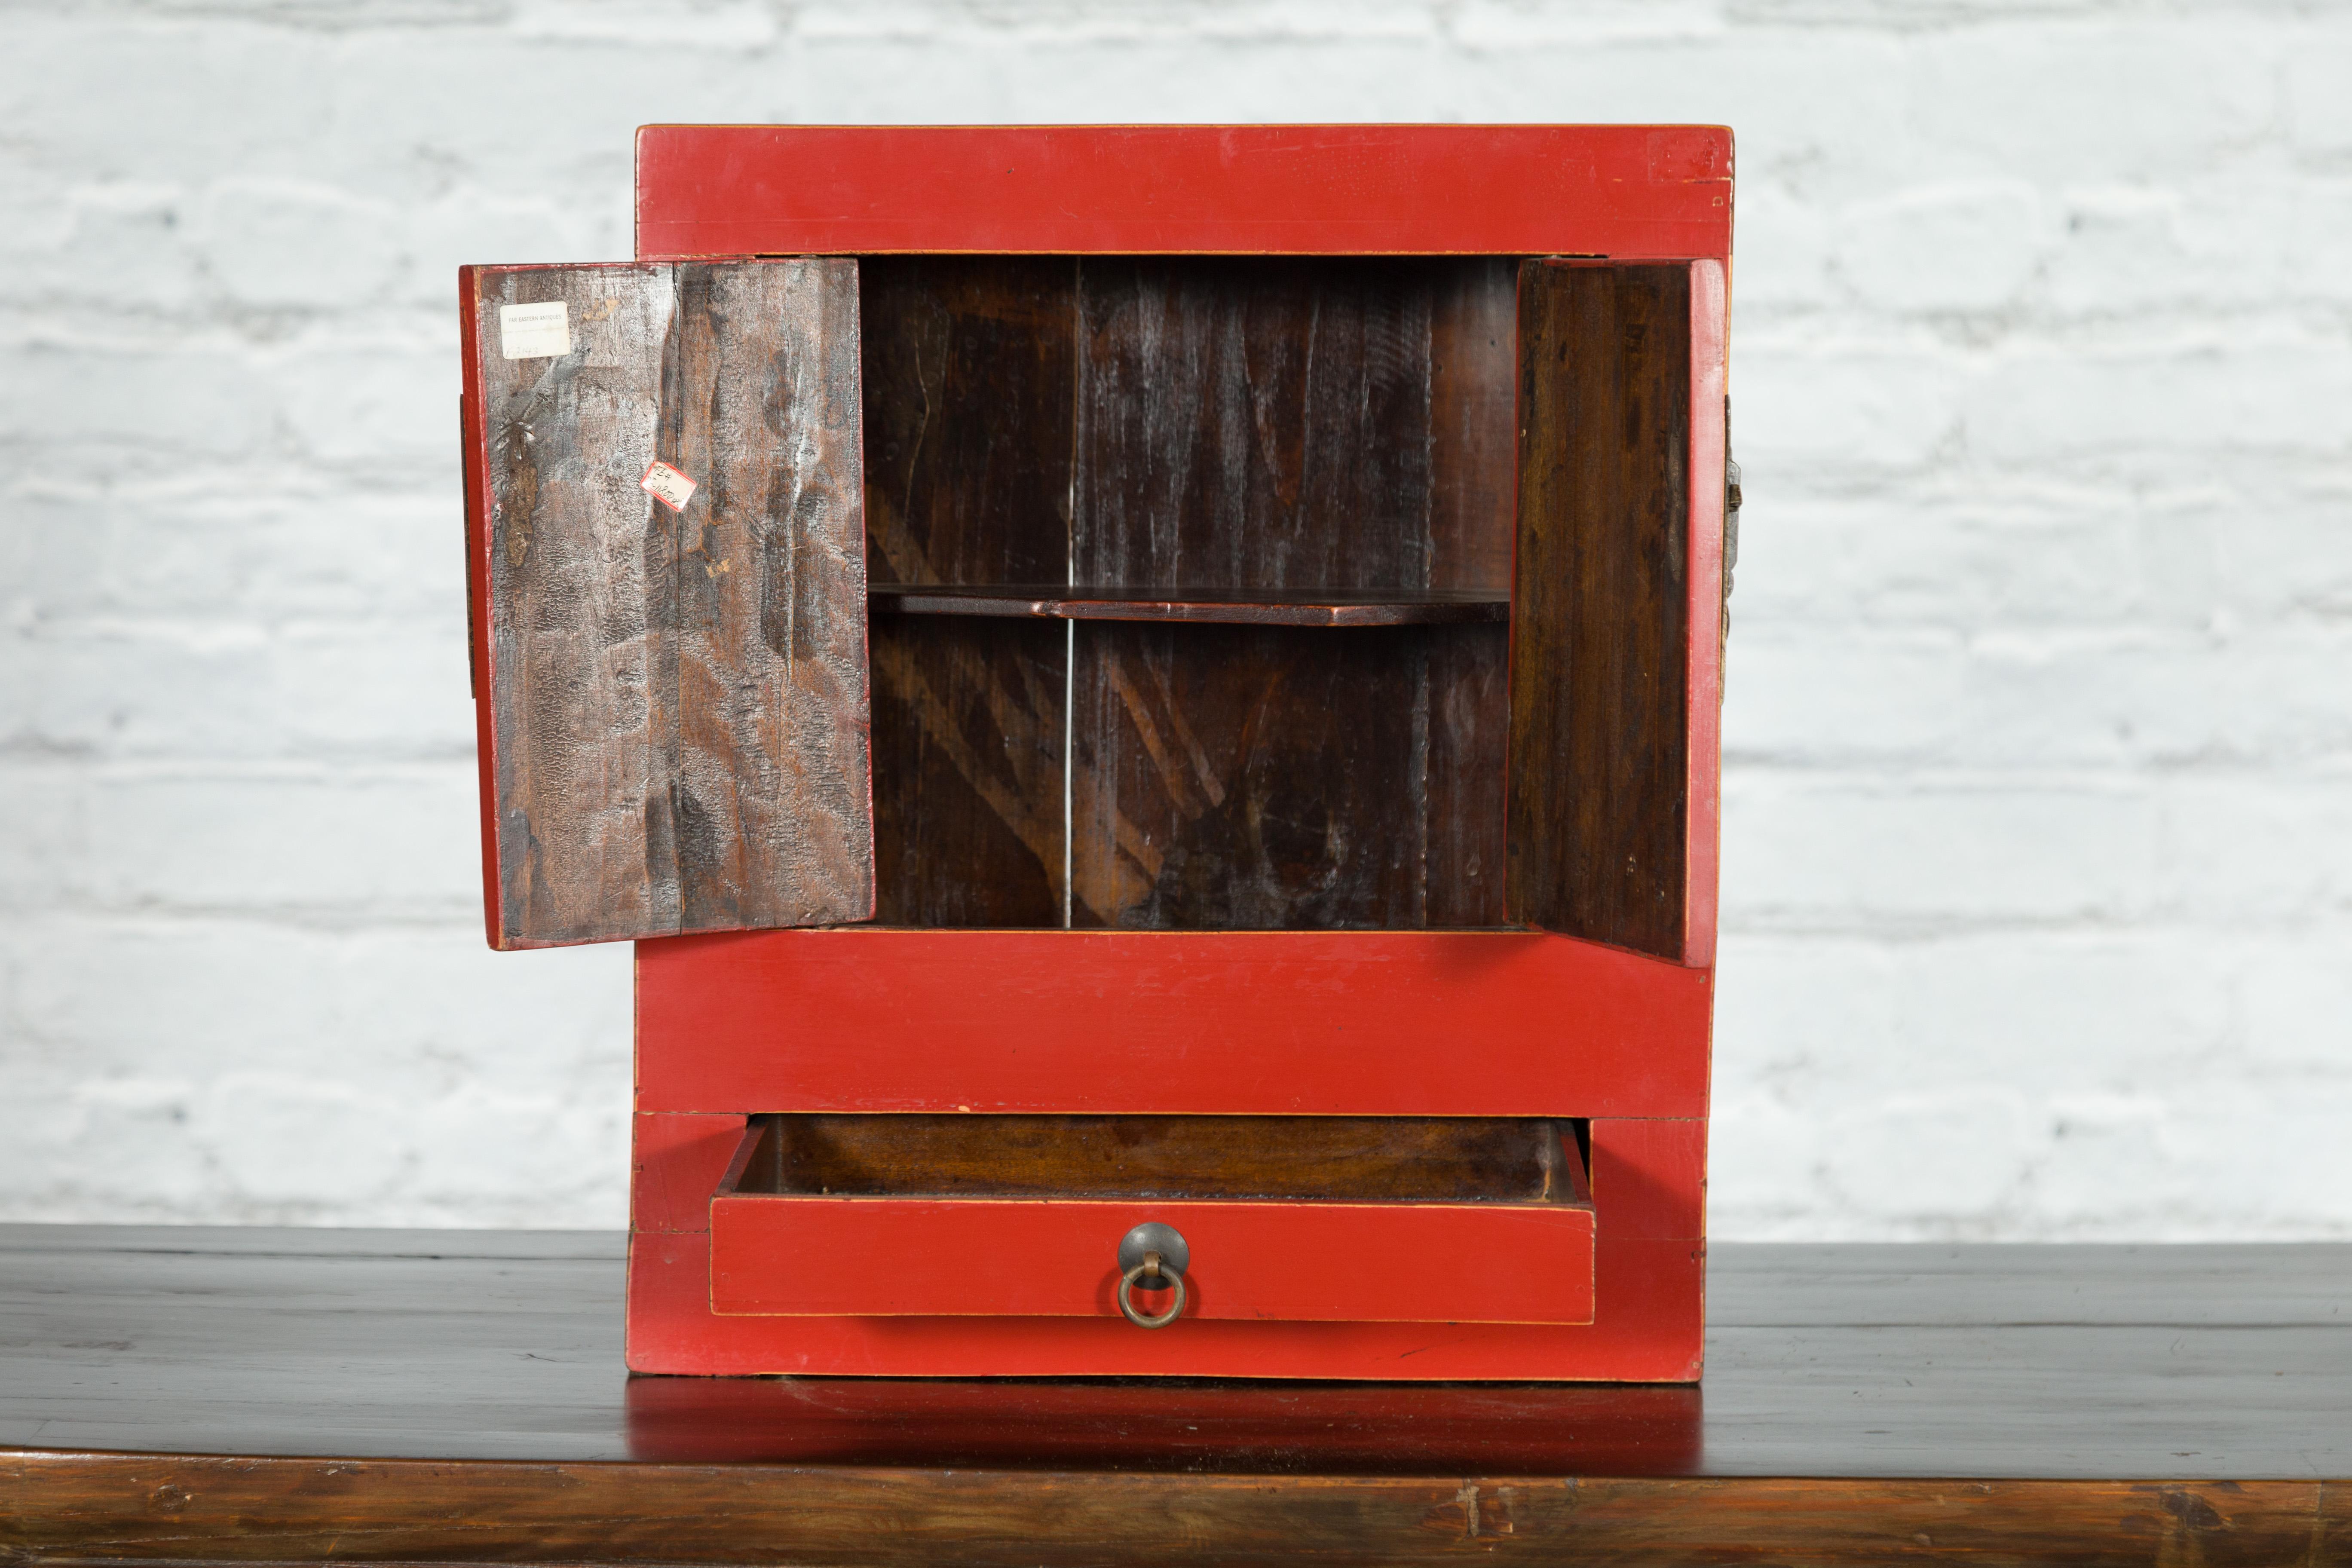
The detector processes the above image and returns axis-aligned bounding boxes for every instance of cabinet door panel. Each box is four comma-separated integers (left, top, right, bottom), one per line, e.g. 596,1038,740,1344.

461,260,873,949
1507,261,1691,957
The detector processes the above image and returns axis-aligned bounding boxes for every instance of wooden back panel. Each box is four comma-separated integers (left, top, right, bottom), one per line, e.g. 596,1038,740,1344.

1073,257,1513,594
461,260,874,948
860,258,1073,928
1507,262,1693,957
1068,621,1506,929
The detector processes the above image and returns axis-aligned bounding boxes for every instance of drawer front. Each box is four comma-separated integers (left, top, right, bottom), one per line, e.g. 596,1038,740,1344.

710,1196,1594,1325
707,1114,1596,1328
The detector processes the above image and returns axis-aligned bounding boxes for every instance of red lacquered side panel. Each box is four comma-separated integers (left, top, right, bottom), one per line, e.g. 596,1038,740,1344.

636,930,1712,1119
710,1196,1596,1326
1592,1116,1709,1240
631,1112,746,1234
635,125,1733,260
1683,259,1730,968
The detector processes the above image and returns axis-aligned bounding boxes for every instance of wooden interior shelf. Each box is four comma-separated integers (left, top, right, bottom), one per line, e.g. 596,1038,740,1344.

869,584,1510,627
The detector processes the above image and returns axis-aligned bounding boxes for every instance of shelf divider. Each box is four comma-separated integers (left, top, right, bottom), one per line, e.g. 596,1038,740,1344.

869,585,1509,628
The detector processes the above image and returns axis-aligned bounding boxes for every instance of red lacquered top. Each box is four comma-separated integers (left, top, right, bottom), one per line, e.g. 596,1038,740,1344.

635,124,1733,260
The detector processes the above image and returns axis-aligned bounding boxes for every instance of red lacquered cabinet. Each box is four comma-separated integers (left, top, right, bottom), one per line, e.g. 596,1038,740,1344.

458,125,1733,1379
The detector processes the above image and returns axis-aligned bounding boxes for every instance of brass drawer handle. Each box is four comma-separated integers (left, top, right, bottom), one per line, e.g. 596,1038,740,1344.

1115,1222,1189,1329
1118,1253,1186,1329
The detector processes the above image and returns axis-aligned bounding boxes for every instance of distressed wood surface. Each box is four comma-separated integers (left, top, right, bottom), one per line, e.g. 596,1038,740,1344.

857,260,1071,928
466,260,872,947
9,1453,2343,1568
1507,262,1691,956
727,1114,1584,1202
664,263,873,933
859,257,1073,589
859,254,1515,597
472,264,671,944
1070,622,1507,928
871,584,1508,625
619,1372,1697,1471
1421,621,1514,928
1427,255,1519,594
867,616,1064,926
1074,257,1508,593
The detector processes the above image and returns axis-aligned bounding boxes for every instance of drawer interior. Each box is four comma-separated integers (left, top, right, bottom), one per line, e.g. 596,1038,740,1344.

721,1113,1590,1207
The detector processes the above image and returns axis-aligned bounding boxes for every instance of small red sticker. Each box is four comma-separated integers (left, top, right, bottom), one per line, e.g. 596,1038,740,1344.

640,460,697,513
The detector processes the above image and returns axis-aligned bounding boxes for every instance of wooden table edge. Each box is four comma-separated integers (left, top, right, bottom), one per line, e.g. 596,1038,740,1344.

5,1449,2345,1566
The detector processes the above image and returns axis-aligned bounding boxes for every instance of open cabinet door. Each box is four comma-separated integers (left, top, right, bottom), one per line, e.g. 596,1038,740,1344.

1506,260,1694,960
459,260,873,949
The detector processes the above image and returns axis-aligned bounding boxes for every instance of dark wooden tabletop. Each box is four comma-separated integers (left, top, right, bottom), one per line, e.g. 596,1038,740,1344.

3,1225,2347,1565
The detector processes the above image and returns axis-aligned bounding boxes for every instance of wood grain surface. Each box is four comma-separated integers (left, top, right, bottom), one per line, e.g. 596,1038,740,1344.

3,1228,2349,1476
1507,261,1691,956
870,584,1508,625
1070,622,1507,928
859,256,1073,590
465,260,873,948
858,259,1072,927
1428,255,1520,594
847,257,1524,931
867,615,1064,926
858,253,1516,600
727,1113,1586,1202
9,1453,2342,1568
619,1371,1702,1471
1073,257,1513,594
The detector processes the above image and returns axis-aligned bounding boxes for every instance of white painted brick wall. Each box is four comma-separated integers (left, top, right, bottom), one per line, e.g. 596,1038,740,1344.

1,0,2346,1237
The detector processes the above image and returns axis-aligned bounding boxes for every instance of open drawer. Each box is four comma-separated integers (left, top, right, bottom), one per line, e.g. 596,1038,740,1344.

709,1114,1596,1327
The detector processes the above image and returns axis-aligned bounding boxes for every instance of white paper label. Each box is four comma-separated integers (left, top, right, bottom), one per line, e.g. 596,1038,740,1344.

499,300,571,360
640,460,697,513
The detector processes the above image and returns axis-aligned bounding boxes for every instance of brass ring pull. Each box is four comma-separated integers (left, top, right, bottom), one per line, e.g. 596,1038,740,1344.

1118,1250,1186,1329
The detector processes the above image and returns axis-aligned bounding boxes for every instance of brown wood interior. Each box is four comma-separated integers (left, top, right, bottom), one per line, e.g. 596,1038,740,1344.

1068,621,1506,929
860,254,1688,937
868,615,1066,928
1507,262,1693,958
725,1114,1591,1206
